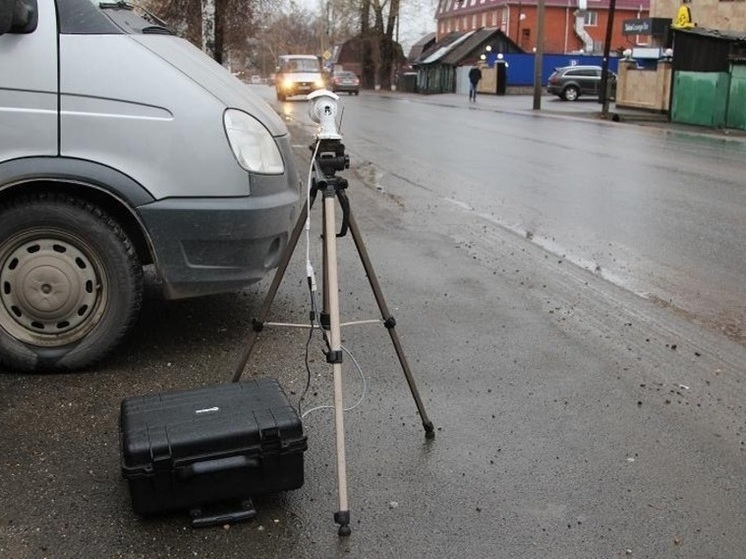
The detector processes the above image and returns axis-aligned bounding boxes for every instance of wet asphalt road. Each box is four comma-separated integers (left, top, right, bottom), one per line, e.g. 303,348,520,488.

303,90,746,345
1,89,746,559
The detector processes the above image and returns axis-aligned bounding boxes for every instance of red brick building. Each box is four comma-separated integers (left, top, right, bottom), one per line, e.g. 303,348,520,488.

435,0,651,54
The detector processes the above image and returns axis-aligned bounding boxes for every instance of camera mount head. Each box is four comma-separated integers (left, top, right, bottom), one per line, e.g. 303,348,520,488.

307,89,342,141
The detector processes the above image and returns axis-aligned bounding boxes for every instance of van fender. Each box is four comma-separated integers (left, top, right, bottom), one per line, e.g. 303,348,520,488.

0,156,155,207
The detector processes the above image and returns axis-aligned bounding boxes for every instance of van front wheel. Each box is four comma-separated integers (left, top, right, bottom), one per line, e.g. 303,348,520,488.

0,193,143,372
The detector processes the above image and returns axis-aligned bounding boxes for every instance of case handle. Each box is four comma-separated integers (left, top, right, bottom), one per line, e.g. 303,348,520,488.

177,455,260,480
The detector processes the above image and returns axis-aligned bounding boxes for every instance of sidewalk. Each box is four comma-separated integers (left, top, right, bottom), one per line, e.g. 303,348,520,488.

374,90,746,141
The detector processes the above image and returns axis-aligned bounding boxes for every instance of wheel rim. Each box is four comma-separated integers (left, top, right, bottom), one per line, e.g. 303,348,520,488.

565,87,578,101
0,229,108,347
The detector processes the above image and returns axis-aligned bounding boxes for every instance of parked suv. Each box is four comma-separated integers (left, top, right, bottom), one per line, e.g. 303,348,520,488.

546,65,617,101
0,0,302,372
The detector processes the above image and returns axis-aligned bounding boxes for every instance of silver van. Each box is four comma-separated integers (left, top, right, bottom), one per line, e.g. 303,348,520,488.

275,54,325,101
0,0,302,372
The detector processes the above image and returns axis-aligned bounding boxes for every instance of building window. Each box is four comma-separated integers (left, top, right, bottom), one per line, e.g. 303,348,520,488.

584,11,598,26
472,14,477,28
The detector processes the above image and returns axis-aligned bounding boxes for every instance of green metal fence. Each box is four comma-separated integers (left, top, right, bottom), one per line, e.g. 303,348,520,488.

726,64,746,131
671,71,729,127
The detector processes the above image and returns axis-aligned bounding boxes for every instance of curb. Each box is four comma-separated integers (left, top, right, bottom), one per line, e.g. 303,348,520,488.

370,90,746,142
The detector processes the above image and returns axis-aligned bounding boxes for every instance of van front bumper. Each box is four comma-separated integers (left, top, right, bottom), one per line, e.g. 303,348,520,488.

280,82,322,98
138,189,300,300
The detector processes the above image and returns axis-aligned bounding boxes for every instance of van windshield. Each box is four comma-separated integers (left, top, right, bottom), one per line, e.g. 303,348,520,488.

282,59,320,73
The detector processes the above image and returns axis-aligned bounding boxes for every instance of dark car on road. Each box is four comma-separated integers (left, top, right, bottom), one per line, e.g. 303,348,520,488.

331,71,360,95
546,65,616,101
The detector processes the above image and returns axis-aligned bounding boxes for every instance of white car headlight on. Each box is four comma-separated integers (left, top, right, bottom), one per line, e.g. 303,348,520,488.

223,109,284,175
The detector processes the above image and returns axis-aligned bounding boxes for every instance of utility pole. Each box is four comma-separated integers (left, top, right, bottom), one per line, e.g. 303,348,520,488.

600,0,617,118
320,1,326,55
532,0,545,110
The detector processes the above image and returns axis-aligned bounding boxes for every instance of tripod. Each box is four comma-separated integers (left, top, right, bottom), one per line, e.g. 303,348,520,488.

232,136,435,536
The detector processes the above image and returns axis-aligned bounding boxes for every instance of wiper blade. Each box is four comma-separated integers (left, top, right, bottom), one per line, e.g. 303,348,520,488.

99,0,173,35
142,25,171,35
99,1,133,9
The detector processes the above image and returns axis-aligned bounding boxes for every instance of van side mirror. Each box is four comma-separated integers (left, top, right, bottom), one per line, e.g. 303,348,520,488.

0,0,37,35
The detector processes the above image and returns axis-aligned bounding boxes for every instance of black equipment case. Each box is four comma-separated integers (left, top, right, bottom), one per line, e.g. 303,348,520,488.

120,378,307,521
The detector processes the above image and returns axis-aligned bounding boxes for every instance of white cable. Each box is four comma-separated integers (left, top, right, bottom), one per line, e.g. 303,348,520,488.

305,139,321,292
301,345,367,419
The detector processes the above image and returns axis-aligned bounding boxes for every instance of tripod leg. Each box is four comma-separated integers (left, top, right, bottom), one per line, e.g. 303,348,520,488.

322,192,352,537
344,202,435,438
231,201,309,383
321,198,330,329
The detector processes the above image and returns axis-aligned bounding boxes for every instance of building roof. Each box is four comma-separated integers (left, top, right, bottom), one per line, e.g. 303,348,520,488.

407,32,437,61
674,26,746,43
440,27,522,64
417,30,477,64
414,27,523,66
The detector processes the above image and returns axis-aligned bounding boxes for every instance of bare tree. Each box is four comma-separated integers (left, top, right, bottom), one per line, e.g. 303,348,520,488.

356,0,402,89
246,5,320,76
141,0,430,82
144,0,283,65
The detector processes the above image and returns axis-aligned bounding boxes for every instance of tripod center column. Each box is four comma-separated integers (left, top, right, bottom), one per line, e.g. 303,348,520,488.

322,189,351,534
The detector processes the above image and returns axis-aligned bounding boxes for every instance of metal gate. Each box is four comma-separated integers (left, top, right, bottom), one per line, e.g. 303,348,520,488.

726,64,746,131
670,71,729,127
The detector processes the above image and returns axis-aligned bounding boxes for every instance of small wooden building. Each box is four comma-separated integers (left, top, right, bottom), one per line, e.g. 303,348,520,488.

414,28,523,94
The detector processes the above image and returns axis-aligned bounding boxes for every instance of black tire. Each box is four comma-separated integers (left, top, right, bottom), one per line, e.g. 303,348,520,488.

562,85,580,102
0,193,143,372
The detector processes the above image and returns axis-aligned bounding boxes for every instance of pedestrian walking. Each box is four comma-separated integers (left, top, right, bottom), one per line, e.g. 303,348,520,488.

468,65,482,102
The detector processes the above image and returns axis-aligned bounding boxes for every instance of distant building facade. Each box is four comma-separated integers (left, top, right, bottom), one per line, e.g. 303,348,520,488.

434,0,651,54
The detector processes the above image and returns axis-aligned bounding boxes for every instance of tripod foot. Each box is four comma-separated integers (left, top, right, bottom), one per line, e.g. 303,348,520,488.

334,510,351,537
338,525,352,537
423,420,436,439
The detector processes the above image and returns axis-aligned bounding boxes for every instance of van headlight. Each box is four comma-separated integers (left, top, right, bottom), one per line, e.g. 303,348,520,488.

223,109,284,174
